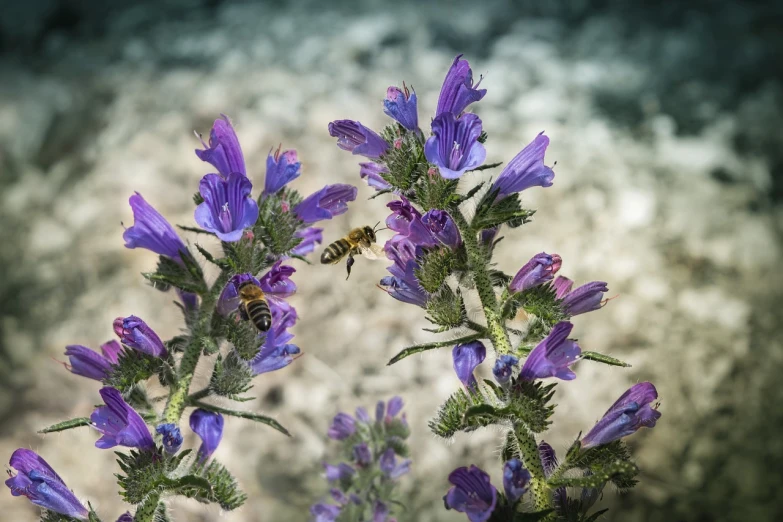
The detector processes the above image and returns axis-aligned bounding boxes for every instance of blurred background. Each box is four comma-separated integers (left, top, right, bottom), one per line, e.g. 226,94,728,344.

1,0,782,520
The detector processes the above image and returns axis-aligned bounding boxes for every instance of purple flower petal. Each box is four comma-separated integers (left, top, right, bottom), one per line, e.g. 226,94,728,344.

519,322,581,381
421,209,461,249
443,465,497,522
386,396,404,418
509,252,562,293
581,382,661,449
310,503,342,522
291,227,323,256
492,354,519,384
360,162,391,191
194,172,259,242
503,458,531,503
328,120,389,158
425,112,486,179
113,315,167,358
190,409,224,462
123,193,187,261
264,147,301,195
327,413,356,440
373,500,390,522
492,133,555,199
452,341,486,391
561,281,609,316
352,443,372,467
64,344,115,381
258,261,297,298
379,448,411,480
155,423,183,454
324,462,355,482
383,85,419,130
195,115,246,178
436,55,487,116
91,387,155,450
295,184,358,224
552,276,574,299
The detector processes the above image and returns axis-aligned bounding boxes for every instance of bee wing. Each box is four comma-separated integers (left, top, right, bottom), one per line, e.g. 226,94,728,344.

360,243,385,260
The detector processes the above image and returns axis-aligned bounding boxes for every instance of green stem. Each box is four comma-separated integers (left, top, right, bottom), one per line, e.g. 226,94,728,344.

133,491,161,522
187,388,211,404
513,423,553,513
162,338,201,423
452,212,513,355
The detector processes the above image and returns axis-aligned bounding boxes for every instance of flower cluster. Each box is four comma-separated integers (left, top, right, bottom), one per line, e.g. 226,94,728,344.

311,397,411,522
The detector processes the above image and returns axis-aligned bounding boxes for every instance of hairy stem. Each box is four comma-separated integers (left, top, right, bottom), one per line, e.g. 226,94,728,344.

514,423,553,513
163,338,201,423
133,491,161,522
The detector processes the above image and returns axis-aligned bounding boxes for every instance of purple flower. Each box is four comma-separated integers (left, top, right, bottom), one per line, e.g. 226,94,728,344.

116,513,133,522
360,162,391,191
386,396,404,419
217,263,296,317
64,340,121,381
436,54,487,116
195,115,245,178
386,197,437,247
330,488,349,505
328,120,389,158
155,423,183,454
327,413,356,440
292,227,324,256
379,236,431,308
248,320,301,375
503,459,531,503
113,315,167,358
452,341,486,391
352,443,372,467
5,449,89,520
91,387,155,450
421,209,461,249
425,112,486,179
310,503,341,522
384,85,418,130
259,261,298,298
492,355,519,384
561,281,609,316
355,407,371,424
295,184,358,224
519,322,581,381
123,193,187,261
190,409,224,462
379,448,411,479
373,500,390,522
509,252,562,293
552,276,574,299
581,382,662,449
264,146,301,195
492,133,555,200
480,227,498,247
324,463,355,482
194,172,259,242
443,465,497,522
375,400,386,423
539,442,566,507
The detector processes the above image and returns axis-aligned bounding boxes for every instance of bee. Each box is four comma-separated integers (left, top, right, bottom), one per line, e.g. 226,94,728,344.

321,223,385,279
238,282,272,332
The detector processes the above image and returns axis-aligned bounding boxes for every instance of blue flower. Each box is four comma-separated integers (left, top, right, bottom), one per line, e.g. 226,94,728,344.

436,54,487,116
452,341,486,391
91,387,155,450
217,263,297,318
519,322,581,381
113,315,167,358
509,253,562,293
379,448,411,480
328,120,389,158
581,382,661,449
561,281,609,316
123,193,188,262
327,413,356,440
190,409,224,462
359,162,391,191
194,172,259,242
386,197,438,247
264,146,301,195
384,85,418,130
195,115,246,178
155,423,183,454
492,133,555,200
443,465,497,522
502,459,531,503
291,227,323,256
5,449,89,520
295,184,358,224
64,340,121,381
373,500,390,522
425,112,486,179
324,462,355,482
310,503,341,522
248,318,301,375
421,209,461,249
492,355,519,384
352,443,372,467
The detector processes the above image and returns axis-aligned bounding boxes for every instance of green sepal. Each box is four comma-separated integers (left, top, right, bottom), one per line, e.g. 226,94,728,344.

415,247,456,293
478,130,488,143
39,512,84,522
194,243,232,270
425,286,466,329
165,335,189,353
142,251,208,295
209,351,253,398
387,332,483,365
512,509,555,522
193,192,204,205
88,509,101,522
451,181,485,205
416,174,460,211
379,127,426,192
188,458,247,510
116,448,189,504
226,319,262,360
191,401,290,437
254,187,305,256
428,387,493,439
38,417,91,434
103,350,165,391
505,379,557,433
473,190,535,230
161,474,213,498
564,440,639,490
583,509,610,522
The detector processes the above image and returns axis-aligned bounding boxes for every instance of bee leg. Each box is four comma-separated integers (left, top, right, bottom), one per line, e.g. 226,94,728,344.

238,303,249,321
346,255,355,280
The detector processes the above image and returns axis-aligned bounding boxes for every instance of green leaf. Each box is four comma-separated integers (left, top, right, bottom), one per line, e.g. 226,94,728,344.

178,225,214,236
254,187,306,257
191,401,290,437
566,441,639,490
467,161,503,173
512,509,555,522
209,352,253,398
425,286,466,329
193,192,204,205
429,387,494,439
415,247,456,293
163,474,213,497
581,351,631,367
388,332,483,365
38,417,91,434
142,252,207,295
379,128,426,192
188,458,247,510
472,191,535,230
506,379,558,433
103,350,165,391
584,509,610,522
548,460,639,489
194,244,232,269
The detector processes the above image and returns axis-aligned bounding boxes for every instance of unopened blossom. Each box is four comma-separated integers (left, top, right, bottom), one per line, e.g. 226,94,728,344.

519,321,581,381
195,115,245,178
379,448,411,480
155,423,183,454
310,502,341,522
443,465,497,522
561,281,609,316
581,382,662,449
190,409,224,462
539,441,567,507
116,513,133,522
64,340,121,381
386,396,404,421
194,172,259,242
264,146,301,195
373,500,391,522
295,184,358,224
452,341,486,391
5,449,89,520
492,133,555,200
324,462,355,482
421,209,461,249
552,276,574,299
383,85,418,130
436,54,487,116
353,443,372,467
328,120,389,158
425,112,486,179
359,162,391,191
123,193,188,261
113,315,167,358
91,387,155,450
248,299,300,375
492,354,519,384
503,458,531,503
291,227,324,256
328,413,356,440
509,252,562,293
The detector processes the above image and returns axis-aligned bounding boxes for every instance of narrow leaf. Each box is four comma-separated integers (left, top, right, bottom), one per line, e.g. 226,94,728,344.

387,333,483,365
178,225,215,236
191,401,290,437
38,417,91,434
467,162,503,172
581,351,631,368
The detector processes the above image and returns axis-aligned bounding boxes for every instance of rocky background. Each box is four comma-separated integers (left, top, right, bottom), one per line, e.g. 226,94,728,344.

1,0,782,520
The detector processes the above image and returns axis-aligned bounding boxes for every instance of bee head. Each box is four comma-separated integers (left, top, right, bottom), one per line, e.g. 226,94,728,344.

238,282,263,299
365,225,376,242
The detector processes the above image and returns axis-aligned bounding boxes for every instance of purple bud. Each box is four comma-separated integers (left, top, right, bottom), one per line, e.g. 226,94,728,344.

355,407,371,423
373,500,390,522
91,387,155,450
379,448,411,480
552,276,574,299
581,382,662,449
436,55,487,116
328,120,389,158
519,322,581,381
384,85,419,130
295,184,358,224
492,355,519,384
291,227,323,257
116,513,133,522
386,396,404,419
425,112,486,179
443,465,497,522
492,133,555,200
352,443,372,467
561,281,609,316
324,462,355,482
503,458,531,503
509,252,562,293
539,441,567,507
155,423,183,454
310,503,342,522
452,341,486,391
189,409,224,462
330,488,349,505
194,172,259,242
327,413,356,440
264,146,301,195
123,193,188,262
113,315,167,358
195,115,245,177
359,162,392,191
64,341,121,381
375,400,386,423
421,209,461,249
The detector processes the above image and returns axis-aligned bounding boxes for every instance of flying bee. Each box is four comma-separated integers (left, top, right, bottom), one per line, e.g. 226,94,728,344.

237,282,272,332
321,223,385,279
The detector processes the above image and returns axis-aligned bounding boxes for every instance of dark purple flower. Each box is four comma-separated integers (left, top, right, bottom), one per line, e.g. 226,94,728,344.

375,400,386,423
5,449,89,520
328,413,356,440
264,146,301,195
384,85,418,130
123,193,187,261
330,488,349,505
436,55,487,116
353,443,372,467
425,112,486,179
480,227,498,247
155,423,183,454
324,462,355,482
509,252,562,293
328,120,389,158
561,281,609,316
539,442,566,507
379,448,411,480
64,340,121,381
452,341,486,391
259,261,298,297
519,322,581,381
373,500,390,522
178,289,199,312
194,172,259,242
248,316,301,375
91,387,155,450
492,133,555,200
217,263,296,317
311,503,342,522
503,459,531,503
116,513,133,522
386,197,437,247
552,276,574,299
190,409,224,462
386,396,404,419
295,184,358,224
421,209,461,249
443,465,497,522
581,382,661,449
492,354,519,384
113,315,167,358
359,162,391,191
291,227,323,256
195,115,245,178
379,263,430,308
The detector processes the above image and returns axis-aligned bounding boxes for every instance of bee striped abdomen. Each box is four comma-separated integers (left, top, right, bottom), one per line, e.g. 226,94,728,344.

321,238,352,264
246,299,272,332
